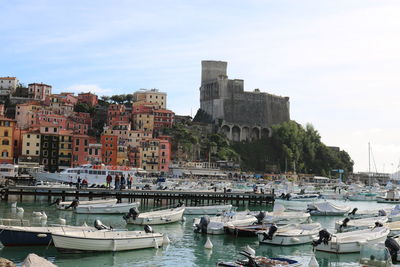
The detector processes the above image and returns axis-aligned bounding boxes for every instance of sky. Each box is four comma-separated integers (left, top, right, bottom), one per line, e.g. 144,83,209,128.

1,0,400,173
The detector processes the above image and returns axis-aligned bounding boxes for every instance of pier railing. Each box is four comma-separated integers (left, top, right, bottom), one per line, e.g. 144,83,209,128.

0,186,275,207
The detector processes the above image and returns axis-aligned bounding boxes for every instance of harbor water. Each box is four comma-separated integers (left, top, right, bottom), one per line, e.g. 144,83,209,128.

0,196,395,267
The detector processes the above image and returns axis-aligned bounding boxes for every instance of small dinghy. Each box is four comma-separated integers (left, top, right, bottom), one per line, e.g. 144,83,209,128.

184,204,233,215
54,198,118,210
217,249,301,267
193,212,258,235
52,225,166,252
123,205,185,225
0,222,94,246
257,223,322,246
74,202,140,214
312,227,390,254
307,201,351,216
262,204,310,225
288,193,320,201
335,216,388,232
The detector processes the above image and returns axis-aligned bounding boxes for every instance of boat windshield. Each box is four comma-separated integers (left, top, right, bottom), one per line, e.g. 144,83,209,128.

359,244,391,266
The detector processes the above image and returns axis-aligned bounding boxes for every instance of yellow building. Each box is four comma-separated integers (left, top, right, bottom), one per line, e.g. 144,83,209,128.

132,113,154,132
21,131,41,158
139,139,160,172
133,89,166,109
58,130,73,168
0,117,16,163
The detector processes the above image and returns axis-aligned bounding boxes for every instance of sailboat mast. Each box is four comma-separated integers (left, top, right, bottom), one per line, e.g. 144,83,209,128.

368,142,371,186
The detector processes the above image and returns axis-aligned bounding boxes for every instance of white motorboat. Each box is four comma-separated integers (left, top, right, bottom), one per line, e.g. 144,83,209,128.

52,227,166,252
312,227,390,254
377,189,400,204
307,201,351,216
124,206,185,225
389,205,400,222
193,212,258,235
335,216,388,232
347,192,377,201
74,202,140,214
56,198,118,210
257,223,322,246
184,204,233,215
288,193,320,201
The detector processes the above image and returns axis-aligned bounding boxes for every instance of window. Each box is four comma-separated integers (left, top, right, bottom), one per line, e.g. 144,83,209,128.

45,127,48,132
36,143,39,147
35,151,39,155
4,131,8,137
53,128,57,133
26,150,30,155
2,140,9,145
27,142,30,146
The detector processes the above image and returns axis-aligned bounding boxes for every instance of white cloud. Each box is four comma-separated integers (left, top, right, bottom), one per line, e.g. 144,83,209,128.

65,84,112,95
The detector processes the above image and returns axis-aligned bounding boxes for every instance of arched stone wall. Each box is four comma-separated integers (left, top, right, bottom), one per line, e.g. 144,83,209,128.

232,126,241,142
251,127,260,140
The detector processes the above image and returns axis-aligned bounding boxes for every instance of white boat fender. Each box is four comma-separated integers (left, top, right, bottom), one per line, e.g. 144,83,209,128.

33,211,43,217
243,245,255,256
41,220,47,227
153,238,159,249
41,212,48,220
309,253,319,267
37,234,47,238
182,216,186,222
291,237,300,243
11,202,17,208
163,235,171,245
17,207,24,213
204,237,213,249
59,218,66,225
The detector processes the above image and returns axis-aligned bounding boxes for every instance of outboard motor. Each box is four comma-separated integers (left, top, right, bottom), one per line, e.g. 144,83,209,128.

65,199,79,210
312,229,332,247
339,218,350,231
49,198,61,206
348,208,358,216
255,211,266,224
194,216,210,234
379,209,387,216
285,193,291,201
374,221,384,228
94,219,111,230
385,237,400,262
144,225,153,233
279,193,285,199
175,201,184,208
123,207,140,221
262,224,278,240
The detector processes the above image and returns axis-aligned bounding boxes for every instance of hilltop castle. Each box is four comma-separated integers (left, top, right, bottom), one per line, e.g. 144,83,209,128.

199,60,290,141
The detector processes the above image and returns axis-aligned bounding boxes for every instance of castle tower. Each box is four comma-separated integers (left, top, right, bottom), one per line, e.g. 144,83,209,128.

201,60,227,85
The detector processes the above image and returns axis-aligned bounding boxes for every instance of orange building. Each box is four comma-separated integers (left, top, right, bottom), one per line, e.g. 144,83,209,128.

101,134,117,165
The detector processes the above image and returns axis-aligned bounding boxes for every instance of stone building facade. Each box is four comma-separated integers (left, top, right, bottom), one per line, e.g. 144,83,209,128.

199,60,290,141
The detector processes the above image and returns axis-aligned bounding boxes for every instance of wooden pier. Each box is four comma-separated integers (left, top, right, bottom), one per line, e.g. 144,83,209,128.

0,186,274,207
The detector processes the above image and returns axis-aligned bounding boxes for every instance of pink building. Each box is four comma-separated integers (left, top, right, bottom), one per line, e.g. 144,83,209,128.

107,104,130,126
78,92,98,107
28,83,52,101
158,139,171,173
72,134,89,167
154,109,174,131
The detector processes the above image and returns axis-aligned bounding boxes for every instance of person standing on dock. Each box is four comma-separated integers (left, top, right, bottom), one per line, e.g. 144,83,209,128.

120,174,126,190
127,174,133,189
77,176,81,189
106,173,112,189
115,174,120,190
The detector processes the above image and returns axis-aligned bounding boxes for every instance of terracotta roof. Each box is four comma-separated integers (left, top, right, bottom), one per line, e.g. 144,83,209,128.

28,83,51,87
0,77,17,80
0,116,16,122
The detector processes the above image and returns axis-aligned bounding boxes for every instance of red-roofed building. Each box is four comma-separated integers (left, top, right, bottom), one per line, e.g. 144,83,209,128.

78,92,98,107
28,83,52,101
107,104,130,126
153,109,174,131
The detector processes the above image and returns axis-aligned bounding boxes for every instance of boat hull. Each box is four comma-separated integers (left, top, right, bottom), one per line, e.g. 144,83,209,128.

0,228,51,246
184,205,232,215
57,199,118,210
75,202,140,214
126,207,185,225
258,233,318,246
52,233,164,252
